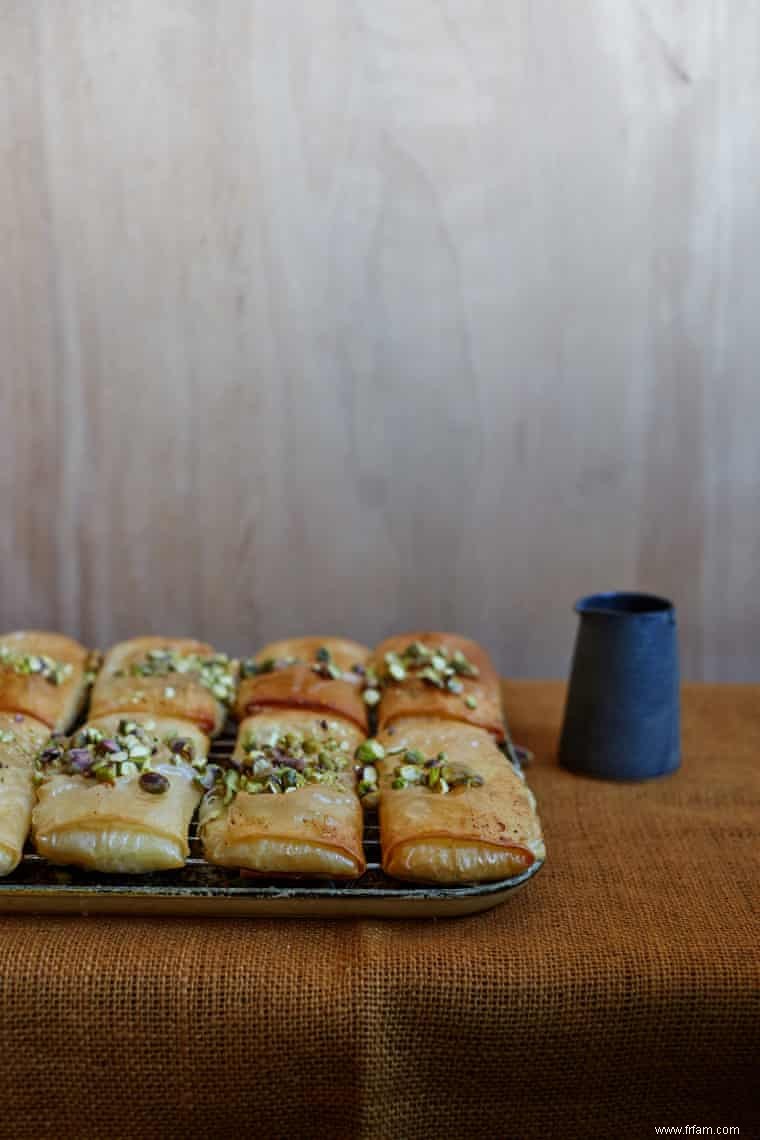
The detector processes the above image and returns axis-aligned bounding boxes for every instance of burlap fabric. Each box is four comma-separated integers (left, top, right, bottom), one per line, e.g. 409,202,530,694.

0,682,757,1139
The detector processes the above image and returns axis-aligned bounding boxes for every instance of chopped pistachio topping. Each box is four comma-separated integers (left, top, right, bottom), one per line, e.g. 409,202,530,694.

465,695,478,709
357,766,378,793
240,646,357,683
355,738,385,764
389,749,484,795
367,642,480,709
204,728,352,802
239,654,300,678
35,719,203,791
114,649,237,707
311,645,343,679
0,645,73,686
0,729,16,744
354,740,382,805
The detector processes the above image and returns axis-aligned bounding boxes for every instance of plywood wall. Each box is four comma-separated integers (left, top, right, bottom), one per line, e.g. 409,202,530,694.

1,1,758,679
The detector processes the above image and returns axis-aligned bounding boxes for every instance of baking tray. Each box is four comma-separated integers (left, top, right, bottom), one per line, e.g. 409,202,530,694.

0,723,544,918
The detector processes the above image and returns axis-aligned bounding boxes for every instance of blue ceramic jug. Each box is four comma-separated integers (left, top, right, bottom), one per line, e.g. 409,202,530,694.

558,592,680,781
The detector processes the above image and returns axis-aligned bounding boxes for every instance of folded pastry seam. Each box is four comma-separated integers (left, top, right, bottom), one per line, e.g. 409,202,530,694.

200,709,367,879
31,713,209,873
0,632,98,733
89,637,237,736
0,711,51,877
375,716,545,885
369,632,506,741
234,637,370,732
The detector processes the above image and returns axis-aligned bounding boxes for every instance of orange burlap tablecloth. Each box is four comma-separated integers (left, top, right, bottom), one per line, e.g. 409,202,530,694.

0,681,757,1139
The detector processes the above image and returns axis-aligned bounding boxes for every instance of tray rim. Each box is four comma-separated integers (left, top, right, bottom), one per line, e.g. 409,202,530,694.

0,858,544,918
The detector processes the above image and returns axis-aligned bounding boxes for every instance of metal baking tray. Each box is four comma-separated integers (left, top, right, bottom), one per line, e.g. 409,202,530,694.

0,723,544,918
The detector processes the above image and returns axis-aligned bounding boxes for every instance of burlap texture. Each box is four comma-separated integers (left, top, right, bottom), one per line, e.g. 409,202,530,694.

0,682,757,1139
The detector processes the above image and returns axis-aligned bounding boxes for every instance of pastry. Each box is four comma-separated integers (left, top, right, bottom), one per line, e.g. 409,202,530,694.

32,713,208,872
369,632,504,740
375,717,544,883
200,709,366,878
235,637,370,732
89,636,236,736
0,631,97,732
0,712,49,876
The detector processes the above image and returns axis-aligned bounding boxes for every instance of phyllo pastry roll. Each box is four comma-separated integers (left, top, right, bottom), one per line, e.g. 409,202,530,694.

369,633,504,740
0,712,49,876
235,637,370,732
89,636,237,736
375,718,545,884
0,631,98,732
200,710,366,879
32,714,208,872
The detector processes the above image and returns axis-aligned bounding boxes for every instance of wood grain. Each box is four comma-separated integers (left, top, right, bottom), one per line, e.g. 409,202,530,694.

1,1,758,680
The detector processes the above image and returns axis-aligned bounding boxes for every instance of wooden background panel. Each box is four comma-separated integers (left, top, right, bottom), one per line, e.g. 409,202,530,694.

0,0,758,680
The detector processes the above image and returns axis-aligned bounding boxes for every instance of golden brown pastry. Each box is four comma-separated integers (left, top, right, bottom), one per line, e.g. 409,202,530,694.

369,632,505,740
32,713,208,872
200,709,366,878
234,637,370,732
89,636,236,736
0,712,50,876
0,631,97,732
375,717,544,884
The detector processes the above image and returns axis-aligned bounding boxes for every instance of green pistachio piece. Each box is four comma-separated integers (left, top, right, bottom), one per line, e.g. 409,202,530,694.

391,777,407,790
442,763,474,787
404,750,426,765
446,678,464,694
452,651,479,678
279,767,302,789
362,688,381,706
355,739,385,763
465,695,478,709
427,765,441,789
